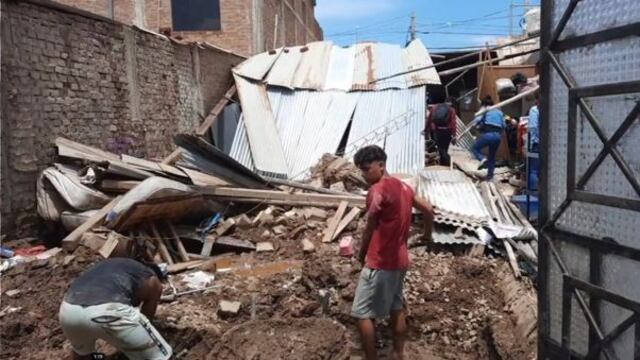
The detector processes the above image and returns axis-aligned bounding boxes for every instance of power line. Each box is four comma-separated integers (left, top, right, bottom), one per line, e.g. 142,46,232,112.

419,31,510,36
325,14,409,37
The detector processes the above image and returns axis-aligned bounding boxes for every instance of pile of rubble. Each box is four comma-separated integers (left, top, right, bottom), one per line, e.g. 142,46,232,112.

14,135,365,275
1,130,538,359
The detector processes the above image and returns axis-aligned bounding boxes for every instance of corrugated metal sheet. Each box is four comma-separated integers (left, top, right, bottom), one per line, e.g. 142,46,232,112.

233,75,288,178
385,86,425,175
233,48,282,80
325,46,355,91
233,39,441,91
265,46,304,89
375,43,408,90
418,169,491,223
291,41,333,90
345,87,424,175
230,90,360,179
352,43,377,90
432,225,483,245
227,115,255,172
455,117,476,151
403,39,441,87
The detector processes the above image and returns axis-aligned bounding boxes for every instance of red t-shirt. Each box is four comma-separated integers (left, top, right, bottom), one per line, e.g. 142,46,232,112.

365,177,415,270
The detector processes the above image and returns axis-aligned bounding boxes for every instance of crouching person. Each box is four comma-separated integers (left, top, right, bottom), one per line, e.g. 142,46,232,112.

351,145,434,360
59,258,172,360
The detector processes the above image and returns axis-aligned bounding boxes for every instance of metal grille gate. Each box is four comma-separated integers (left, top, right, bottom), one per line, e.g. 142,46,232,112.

539,0,640,359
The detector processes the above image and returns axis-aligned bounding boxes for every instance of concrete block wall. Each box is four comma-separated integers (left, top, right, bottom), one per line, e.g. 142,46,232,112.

0,0,244,237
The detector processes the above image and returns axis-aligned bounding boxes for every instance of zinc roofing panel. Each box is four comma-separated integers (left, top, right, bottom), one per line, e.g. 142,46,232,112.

233,74,288,178
232,48,283,81
324,46,355,91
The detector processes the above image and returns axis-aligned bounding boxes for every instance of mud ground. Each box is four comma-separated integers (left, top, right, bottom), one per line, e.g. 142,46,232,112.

1,223,537,360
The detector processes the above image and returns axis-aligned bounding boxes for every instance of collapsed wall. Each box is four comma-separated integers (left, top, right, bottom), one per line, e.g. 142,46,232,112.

0,0,245,237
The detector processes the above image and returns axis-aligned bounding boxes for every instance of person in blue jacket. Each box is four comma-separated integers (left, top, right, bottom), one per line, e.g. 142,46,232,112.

472,96,506,180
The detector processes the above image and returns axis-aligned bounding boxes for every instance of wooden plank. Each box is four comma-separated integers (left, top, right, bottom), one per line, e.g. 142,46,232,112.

166,222,190,262
99,179,141,193
203,187,365,207
180,167,230,187
216,236,256,251
196,85,237,135
503,239,521,279
322,201,348,243
148,223,174,265
201,236,216,257
167,260,205,274
264,177,353,195
98,234,119,258
61,196,122,251
161,148,182,165
331,207,361,242
56,137,153,179
121,154,188,178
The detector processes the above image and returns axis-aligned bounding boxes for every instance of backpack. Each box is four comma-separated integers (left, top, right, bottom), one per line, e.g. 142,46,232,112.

432,104,450,128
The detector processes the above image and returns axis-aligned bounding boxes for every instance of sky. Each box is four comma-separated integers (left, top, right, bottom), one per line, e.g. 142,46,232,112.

315,0,541,51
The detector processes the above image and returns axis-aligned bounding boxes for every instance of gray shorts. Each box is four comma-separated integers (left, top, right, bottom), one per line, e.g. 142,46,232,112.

59,301,172,360
351,266,407,319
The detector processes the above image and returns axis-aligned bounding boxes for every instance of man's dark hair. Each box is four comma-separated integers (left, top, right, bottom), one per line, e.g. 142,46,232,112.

481,95,494,107
354,145,387,167
143,262,168,281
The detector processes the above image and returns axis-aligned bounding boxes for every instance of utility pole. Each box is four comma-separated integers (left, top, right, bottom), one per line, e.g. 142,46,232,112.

410,11,417,41
509,0,514,37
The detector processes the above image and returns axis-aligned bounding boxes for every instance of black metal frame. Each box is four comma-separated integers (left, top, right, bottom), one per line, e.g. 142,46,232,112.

539,0,640,359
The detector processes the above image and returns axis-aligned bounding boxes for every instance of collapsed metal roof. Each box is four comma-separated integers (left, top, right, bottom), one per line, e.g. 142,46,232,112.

229,84,425,179
233,39,441,91
228,39,440,179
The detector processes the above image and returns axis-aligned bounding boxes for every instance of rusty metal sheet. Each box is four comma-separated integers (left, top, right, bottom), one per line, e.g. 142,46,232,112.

233,47,283,81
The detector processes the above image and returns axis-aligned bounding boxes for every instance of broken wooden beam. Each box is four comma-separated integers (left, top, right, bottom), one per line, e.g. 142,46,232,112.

61,196,122,251
331,207,362,242
166,222,190,262
202,187,365,208
161,85,237,165
201,236,215,257
196,85,237,136
264,177,354,196
167,260,205,274
503,239,521,279
148,223,174,265
322,201,348,243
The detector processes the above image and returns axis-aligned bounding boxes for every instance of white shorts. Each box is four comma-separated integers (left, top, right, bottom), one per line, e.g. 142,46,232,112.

58,301,172,360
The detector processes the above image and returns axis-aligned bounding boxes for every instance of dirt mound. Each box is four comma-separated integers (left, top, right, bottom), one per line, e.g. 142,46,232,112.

208,318,349,360
0,247,101,360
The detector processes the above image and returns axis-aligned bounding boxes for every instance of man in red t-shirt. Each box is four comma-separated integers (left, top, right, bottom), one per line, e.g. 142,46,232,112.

351,145,434,360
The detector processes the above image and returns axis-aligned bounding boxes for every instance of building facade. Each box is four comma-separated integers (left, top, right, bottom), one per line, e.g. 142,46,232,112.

53,0,323,56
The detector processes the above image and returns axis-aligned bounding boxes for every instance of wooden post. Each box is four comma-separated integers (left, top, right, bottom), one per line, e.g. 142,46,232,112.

148,223,174,264
166,222,190,262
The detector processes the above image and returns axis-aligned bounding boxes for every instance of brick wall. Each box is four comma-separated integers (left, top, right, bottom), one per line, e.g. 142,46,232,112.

0,0,244,237
52,0,323,56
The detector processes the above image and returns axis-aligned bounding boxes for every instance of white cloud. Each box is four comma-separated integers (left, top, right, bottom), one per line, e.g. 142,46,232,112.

315,0,395,21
